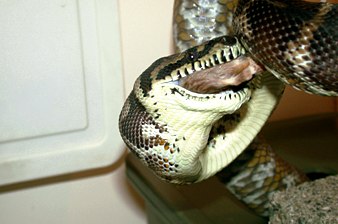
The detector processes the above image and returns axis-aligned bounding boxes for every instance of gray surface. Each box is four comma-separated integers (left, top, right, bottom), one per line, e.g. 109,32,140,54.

269,175,338,224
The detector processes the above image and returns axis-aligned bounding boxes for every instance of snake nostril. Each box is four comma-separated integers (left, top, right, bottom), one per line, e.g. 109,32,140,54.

221,35,237,45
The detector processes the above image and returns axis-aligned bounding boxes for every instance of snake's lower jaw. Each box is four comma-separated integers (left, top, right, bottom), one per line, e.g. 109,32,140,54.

136,82,252,184
119,82,252,184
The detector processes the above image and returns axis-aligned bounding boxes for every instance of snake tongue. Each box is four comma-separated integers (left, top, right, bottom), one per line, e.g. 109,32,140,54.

178,56,263,94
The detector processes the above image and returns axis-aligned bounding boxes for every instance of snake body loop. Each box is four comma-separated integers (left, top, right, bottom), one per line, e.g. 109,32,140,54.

173,0,238,51
234,0,337,96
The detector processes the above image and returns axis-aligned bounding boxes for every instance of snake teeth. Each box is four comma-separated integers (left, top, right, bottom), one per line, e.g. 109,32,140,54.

169,41,245,85
194,60,204,71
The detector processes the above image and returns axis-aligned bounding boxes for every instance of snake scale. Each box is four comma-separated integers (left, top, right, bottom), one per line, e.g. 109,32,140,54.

120,0,337,217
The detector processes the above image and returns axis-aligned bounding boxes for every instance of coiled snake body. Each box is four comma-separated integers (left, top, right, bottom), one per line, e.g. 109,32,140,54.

120,0,337,217
234,0,337,96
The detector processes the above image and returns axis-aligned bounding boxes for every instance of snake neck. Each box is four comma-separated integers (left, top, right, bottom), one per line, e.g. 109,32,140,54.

197,72,284,182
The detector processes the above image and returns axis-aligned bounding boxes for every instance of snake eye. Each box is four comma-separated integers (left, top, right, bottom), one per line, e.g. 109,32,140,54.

187,49,198,62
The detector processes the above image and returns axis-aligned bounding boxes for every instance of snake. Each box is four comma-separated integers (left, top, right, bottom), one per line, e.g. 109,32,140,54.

119,0,337,217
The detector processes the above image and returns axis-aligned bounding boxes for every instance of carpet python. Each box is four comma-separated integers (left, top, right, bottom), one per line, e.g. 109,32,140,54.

120,0,337,217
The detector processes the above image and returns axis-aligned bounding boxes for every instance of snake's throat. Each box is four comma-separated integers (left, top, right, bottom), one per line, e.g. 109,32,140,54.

178,56,263,94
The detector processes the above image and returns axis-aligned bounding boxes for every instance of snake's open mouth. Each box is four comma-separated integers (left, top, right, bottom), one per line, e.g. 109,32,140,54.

164,37,246,91
178,56,262,94
160,37,262,96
